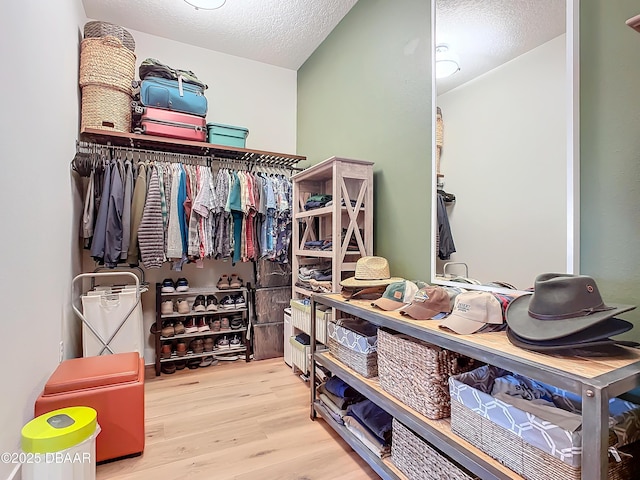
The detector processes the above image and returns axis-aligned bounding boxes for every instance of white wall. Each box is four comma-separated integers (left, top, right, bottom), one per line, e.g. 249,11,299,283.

0,0,87,478
436,35,567,290
120,25,298,153
79,25,298,365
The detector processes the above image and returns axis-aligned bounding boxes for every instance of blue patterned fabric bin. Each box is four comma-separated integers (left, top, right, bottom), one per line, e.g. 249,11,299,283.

449,365,640,467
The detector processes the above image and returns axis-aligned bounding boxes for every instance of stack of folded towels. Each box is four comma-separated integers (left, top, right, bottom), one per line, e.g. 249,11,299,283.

318,376,393,458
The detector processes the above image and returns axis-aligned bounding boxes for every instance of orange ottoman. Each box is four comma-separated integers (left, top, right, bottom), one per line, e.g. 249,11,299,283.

35,352,145,463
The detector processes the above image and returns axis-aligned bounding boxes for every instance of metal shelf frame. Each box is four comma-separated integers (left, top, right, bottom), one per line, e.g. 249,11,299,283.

309,293,640,480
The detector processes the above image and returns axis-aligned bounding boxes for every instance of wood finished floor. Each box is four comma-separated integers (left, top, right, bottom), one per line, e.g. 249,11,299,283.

97,358,379,480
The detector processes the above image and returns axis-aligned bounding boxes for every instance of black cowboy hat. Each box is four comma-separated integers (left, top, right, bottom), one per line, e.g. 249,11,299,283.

505,273,635,341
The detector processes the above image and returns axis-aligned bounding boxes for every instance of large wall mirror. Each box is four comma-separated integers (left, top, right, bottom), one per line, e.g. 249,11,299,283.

430,0,579,293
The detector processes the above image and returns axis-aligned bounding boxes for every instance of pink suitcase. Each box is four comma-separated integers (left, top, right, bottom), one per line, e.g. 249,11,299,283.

140,107,206,142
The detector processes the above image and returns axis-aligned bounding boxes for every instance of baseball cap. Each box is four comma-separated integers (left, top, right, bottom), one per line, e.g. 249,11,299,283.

399,286,451,320
372,280,419,311
439,291,503,334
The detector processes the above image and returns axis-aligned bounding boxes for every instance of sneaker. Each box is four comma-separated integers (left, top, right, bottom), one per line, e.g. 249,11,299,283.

199,356,215,368
161,322,175,337
234,294,246,309
215,335,230,349
220,317,231,331
184,317,198,334
203,337,214,352
230,335,242,349
193,295,206,312
174,320,185,335
211,319,221,332
161,278,176,293
230,317,244,330
217,274,230,290
197,317,210,332
176,298,190,314
176,278,189,292
161,299,174,315
187,358,201,369
206,295,218,311
229,274,243,289
191,339,204,354
220,296,236,310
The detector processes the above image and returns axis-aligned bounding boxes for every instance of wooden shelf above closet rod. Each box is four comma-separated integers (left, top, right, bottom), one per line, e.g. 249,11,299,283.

80,127,306,166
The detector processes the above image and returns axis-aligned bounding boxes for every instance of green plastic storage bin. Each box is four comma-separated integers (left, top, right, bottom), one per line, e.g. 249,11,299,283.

206,123,249,148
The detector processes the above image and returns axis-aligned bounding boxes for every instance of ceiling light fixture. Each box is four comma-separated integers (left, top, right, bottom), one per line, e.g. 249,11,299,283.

435,44,460,79
183,0,226,10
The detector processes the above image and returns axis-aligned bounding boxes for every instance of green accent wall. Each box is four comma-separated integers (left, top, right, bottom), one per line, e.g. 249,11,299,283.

297,0,432,281
298,0,640,338
581,0,640,339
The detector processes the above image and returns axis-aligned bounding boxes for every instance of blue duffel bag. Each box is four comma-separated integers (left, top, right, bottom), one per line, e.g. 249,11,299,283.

140,77,208,117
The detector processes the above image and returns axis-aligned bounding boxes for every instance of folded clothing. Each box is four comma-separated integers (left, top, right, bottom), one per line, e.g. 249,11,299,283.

325,376,359,399
319,382,363,410
295,333,311,345
319,392,347,422
493,392,582,432
343,415,390,458
347,399,393,442
491,374,554,405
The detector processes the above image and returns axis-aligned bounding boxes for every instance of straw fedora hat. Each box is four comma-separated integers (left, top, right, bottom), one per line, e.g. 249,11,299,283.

340,256,402,288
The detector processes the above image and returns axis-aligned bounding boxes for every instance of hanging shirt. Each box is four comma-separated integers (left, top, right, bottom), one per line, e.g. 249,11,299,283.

120,160,134,261
138,166,164,268
104,160,125,267
127,163,147,265
91,160,112,262
166,164,183,259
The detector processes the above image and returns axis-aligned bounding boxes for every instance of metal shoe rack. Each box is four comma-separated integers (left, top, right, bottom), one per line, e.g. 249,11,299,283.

153,283,253,375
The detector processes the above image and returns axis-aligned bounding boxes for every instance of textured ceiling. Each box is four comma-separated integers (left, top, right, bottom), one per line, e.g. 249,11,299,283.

81,0,359,70
436,0,566,94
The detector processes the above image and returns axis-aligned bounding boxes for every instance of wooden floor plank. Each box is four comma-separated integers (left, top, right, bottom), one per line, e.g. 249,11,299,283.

97,358,377,480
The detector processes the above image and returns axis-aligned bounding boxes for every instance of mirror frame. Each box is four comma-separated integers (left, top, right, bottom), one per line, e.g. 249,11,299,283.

430,0,580,295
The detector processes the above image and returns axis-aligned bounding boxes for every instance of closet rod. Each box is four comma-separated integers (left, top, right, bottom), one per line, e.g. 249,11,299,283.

77,141,211,165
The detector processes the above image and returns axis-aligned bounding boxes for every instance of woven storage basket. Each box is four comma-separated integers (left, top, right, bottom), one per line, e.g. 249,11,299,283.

377,329,477,419
84,21,135,52
81,84,131,133
391,419,478,480
328,337,377,378
451,401,640,480
289,299,331,345
79,36,136,94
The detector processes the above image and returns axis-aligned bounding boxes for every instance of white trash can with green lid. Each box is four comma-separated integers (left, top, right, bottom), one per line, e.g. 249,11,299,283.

21,406,100,480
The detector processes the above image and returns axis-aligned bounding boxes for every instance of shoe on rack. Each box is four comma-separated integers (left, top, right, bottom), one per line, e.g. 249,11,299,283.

217,274,230,290
161,322,175,337
193,295,207,312
175,359,187,370
191,339,204,354
174,320,185,335
220,317,231,331
197,317,211,332
233,294,247,309
176,298,190,314
184,317,198,334
206,295,218,311
215,335,230,350
161,299,174,315
220,296,236,310
176,278,190,292
199,356,217,368
230,317,244,330
229,274,243,289
161,342,173,359
203,337,214,352
161,278,176,293
229,335,242,349
176,339,187,357
187,358,201,369
161,361,176,374
211,319,221,332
